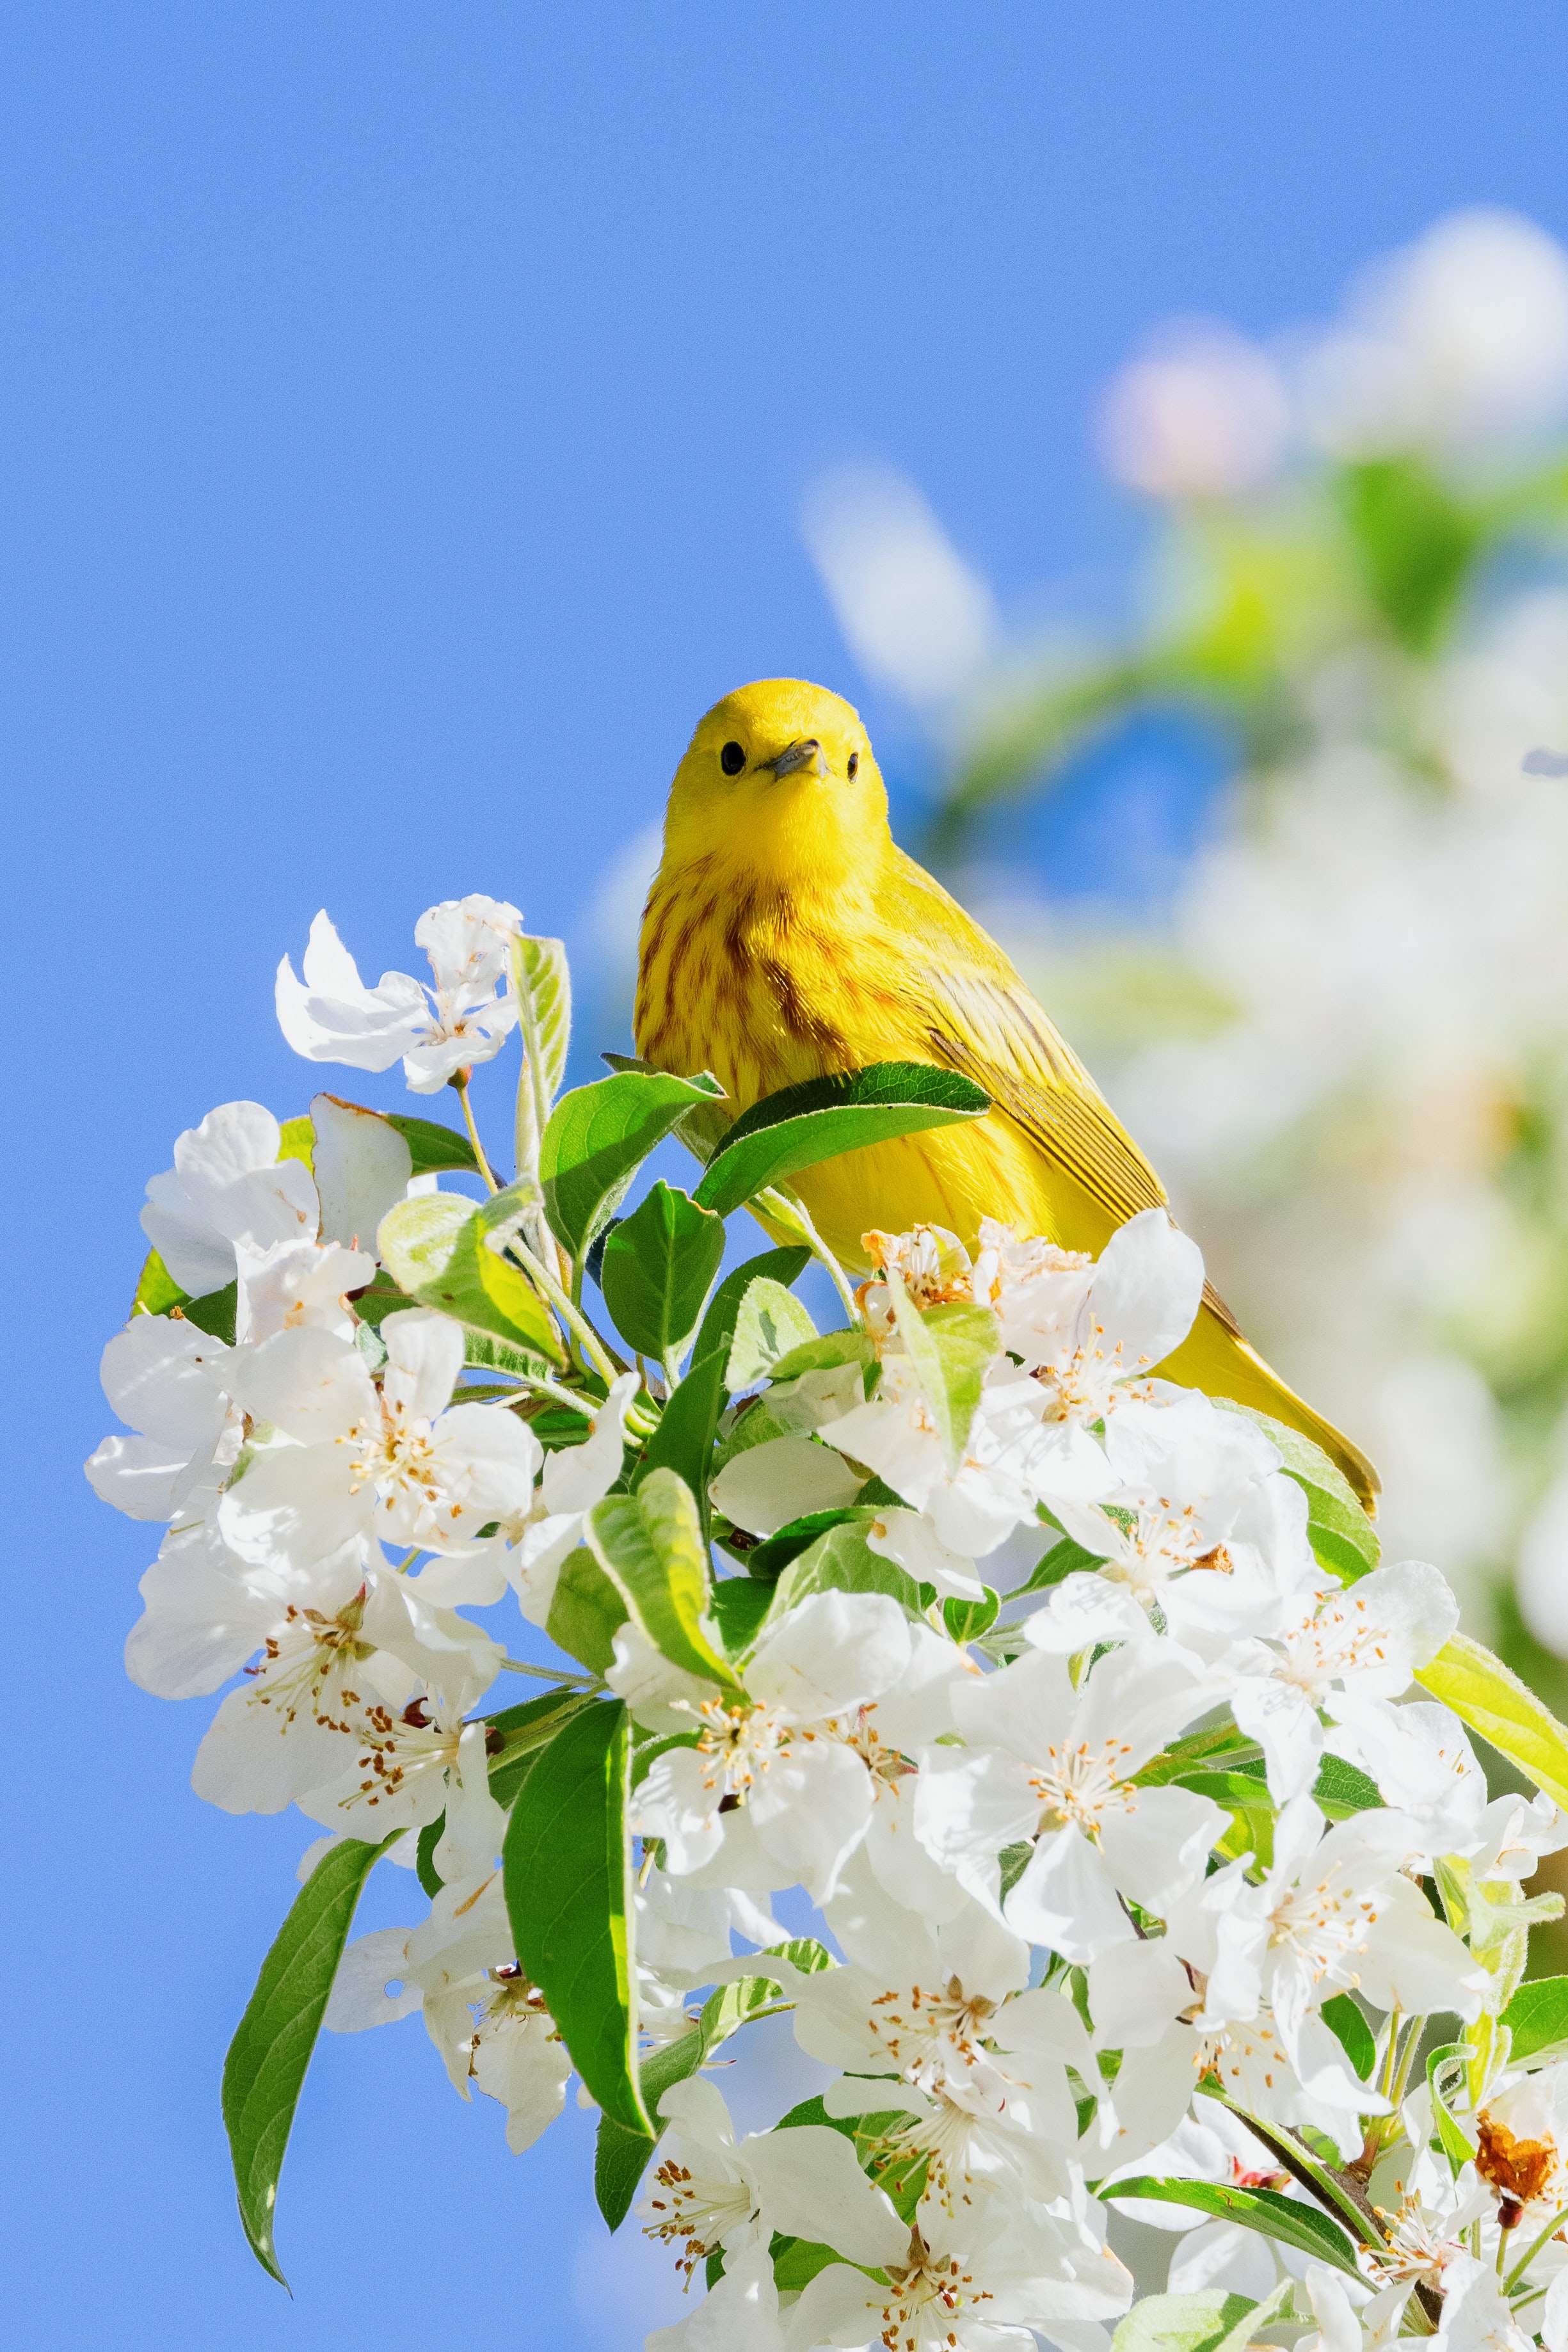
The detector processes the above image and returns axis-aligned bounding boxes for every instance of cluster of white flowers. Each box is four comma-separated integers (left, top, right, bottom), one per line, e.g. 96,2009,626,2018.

799,208,1568,1667
92,902,1568,2351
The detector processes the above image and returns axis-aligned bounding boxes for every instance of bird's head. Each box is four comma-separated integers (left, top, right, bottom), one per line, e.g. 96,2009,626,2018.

660,678,890,889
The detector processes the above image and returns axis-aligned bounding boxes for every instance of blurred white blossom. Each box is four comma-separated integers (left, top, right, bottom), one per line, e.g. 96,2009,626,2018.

1097,320,1292,499
1299,208,1568,455
801,465,997,707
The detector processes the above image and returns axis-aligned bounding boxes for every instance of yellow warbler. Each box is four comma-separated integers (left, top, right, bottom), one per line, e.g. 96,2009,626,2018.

635,677,1377,1508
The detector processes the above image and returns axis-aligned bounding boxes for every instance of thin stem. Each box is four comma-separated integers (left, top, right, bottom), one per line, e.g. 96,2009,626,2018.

498,1658,605,1690
1388,2012,1427,2109
452,1074,502,1194
506,1368,657,1441
506,1369,611,1420
506,1233,627,1387
1501,2204,1568,2292
756,1185,861,1324
1379,2007,1405,2104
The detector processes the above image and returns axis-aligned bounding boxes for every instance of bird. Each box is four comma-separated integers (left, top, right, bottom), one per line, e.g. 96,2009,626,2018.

634,676,1378,1510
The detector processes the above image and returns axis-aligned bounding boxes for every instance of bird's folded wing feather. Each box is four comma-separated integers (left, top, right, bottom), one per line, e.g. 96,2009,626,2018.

915,957,1244,1339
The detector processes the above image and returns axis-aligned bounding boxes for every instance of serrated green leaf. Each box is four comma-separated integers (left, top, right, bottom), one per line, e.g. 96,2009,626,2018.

1416,1633,1568,1811
1215,1400,1380,1582
692,1062,991,1220
376,1190,563,1362
726,1277,819,1388
1311,1753,1382,1818
586,1468,740,1692
636,1247,811,1528
1501,1974,1568,2063
600,1182,726,1368
541,1069,726,1258
222,1832,398,2286
1105,2176,1359,2274
884,1266,998,1474
184,1281,239,1345
503,1700,649,2136
511,933,572,1178
546,1546,629,1674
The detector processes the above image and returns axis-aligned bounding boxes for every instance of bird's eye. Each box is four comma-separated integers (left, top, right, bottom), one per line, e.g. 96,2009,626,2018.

847,751,860,779
719,740,746,776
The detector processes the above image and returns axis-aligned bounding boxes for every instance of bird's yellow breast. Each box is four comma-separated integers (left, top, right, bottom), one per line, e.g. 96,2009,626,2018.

634,860,1104,1272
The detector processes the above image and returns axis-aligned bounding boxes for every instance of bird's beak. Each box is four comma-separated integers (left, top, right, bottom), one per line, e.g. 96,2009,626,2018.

765,737,824,779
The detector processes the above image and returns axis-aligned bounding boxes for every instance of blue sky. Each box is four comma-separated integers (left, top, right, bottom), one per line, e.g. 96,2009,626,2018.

14,5,1568,2344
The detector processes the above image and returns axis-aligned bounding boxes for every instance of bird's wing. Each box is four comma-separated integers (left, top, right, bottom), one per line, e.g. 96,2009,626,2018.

882,856,1242,1335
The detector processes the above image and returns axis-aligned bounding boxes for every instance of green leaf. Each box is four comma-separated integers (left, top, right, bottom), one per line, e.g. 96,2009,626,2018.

1311,1753,1382,1818
943,1588,1000,1644
1427,2041,1478,2172
593,1941,836,2228
586,1468,740,1692
770,2236,847,2293
541,1069,726,1258
1501,1974,1568,2063
739,1507,881,1582
458,1325,555,1380
1215,1401,1379,1582
692,1062,991,1220
415,1816,445,1898
1105,2177,1359,2275
379,1112,479,1178
132,1247,188,1317
348,1275,424,1330
546,1546,629,1674
636,1247,811,1524
511,932,573,1178
1320,1993,1377,2082
600,1182,726,1367
276,1115,315,1169
883,1267,998,1474
764,1327,878,1386
184,1282,239,1345
486,1689,598,1807
708,1575,774,1654
1339,456,1479,652
1113,2286,1288,2352
222,1832,397,2286
503,1699,650,2136
1013,1534,1112,1594
376,1190,563,1363
726,1278,819,1388
1416,1633,1568,1811
765,1519,923,1629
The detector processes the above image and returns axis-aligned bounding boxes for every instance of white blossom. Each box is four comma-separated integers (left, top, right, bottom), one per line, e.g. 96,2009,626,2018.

915,1639,1223,1958
276,899,521,1092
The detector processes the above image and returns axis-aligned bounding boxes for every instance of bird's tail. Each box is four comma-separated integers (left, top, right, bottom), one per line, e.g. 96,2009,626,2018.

1157,1297,1380,1516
